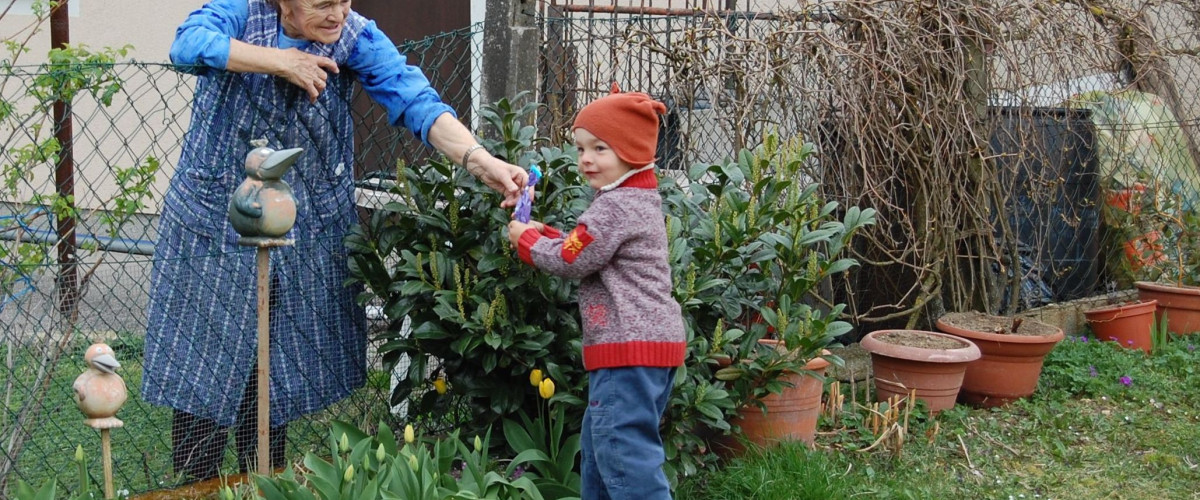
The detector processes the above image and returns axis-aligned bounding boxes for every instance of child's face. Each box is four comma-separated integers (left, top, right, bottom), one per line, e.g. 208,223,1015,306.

574,128,634,190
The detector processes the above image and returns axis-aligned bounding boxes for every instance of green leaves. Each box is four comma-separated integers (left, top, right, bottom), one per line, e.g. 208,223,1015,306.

346,94,588,436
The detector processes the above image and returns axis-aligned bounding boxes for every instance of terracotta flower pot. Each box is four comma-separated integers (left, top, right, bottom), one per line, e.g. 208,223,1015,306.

1083,300,1158,352
1135,281,1200,335
727,345,830,454
860,330,980,413
935,312,1064,407
1105,184,1167,271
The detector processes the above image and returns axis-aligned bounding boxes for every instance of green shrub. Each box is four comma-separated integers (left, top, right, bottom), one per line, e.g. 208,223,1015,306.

347,93,590,436
346,96,875,487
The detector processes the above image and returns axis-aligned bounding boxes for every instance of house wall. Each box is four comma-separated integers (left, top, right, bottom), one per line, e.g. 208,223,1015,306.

0,1,202,212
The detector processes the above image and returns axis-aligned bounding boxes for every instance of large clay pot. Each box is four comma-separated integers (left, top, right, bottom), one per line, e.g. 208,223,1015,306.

1135,281,1200,335
1083,300,1158,353
860,330,980,413
727,345,830,454
935,312,1064,407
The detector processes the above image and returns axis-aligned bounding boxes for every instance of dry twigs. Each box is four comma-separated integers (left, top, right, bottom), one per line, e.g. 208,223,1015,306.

578,0,1200,327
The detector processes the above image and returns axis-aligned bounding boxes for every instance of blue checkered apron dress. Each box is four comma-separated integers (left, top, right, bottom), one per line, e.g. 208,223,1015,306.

143,0,369,427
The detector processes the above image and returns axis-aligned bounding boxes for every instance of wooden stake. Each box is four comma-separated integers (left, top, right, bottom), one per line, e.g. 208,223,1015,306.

101,429,113,499
256,246,270,476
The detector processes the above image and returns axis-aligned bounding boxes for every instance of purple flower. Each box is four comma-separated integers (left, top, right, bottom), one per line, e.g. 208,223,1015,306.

1109,336,1118,342
1079,336,1088,342
1189,344,1195,352
1089,366,1098,377
1127,340,1134,346
1119,376,1132,386
510,465,526,480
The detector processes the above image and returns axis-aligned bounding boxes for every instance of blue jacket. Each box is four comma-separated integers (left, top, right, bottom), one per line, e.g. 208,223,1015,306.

143,0,453,426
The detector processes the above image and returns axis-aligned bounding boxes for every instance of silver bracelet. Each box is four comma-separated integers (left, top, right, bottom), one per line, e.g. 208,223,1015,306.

461,144,485,174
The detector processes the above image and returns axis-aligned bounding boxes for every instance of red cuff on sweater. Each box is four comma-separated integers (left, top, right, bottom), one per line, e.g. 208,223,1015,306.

517,228,542,265
542,225,563,238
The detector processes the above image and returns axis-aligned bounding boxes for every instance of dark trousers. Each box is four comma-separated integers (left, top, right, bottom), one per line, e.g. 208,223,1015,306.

171,365,287,481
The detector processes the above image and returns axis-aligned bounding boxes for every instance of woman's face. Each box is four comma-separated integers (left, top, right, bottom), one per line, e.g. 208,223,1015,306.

279,0,351,45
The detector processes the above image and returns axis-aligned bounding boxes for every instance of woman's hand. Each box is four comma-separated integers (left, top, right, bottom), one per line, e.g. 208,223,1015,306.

478,157,529,208
277,48,339,102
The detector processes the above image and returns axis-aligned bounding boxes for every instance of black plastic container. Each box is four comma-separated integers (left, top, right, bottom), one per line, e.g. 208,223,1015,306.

989,106,1100,303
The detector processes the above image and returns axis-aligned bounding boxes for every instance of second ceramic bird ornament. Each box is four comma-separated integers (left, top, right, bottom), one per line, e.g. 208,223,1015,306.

73,343,127,429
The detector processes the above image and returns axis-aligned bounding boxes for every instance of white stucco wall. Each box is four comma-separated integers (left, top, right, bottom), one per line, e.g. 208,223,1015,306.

0,1,204,211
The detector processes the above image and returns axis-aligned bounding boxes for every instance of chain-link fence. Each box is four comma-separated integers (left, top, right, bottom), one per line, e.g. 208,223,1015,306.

0,27,480,495
541,0,1200,326
3,0,1200,495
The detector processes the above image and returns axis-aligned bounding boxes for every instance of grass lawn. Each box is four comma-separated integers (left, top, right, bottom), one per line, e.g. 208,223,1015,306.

6,328,1198,499
1,335,396,496
677,333,1200,499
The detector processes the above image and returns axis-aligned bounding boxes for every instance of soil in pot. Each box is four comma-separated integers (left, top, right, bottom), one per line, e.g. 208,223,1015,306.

935,312,1065,408
860,330,980,413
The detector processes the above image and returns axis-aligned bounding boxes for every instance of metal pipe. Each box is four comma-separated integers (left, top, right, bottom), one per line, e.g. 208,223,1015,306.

50,0,78,316
0,227,156,256
552,4,842,22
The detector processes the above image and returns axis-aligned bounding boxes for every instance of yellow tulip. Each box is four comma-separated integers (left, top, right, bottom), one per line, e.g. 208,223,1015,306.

376,443,386,463
474,435,483,452
529,369,543,387
344,464,354,482
539,377,555,399
404,424,415,444
434,376,448,395
339,432,350,453
74,445,84,463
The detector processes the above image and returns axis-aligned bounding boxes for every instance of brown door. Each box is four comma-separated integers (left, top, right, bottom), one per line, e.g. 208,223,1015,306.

351,0,473,178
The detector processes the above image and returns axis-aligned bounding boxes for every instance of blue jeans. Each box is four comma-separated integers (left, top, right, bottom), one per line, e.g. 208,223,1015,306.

581,366,676,500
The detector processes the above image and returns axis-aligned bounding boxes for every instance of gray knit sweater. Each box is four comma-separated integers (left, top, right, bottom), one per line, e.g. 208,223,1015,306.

517,168,686,370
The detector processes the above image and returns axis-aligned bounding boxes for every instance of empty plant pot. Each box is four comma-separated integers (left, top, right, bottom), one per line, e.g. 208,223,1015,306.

860,330,980,413
1136,281,1200,335
1084,300,1158,353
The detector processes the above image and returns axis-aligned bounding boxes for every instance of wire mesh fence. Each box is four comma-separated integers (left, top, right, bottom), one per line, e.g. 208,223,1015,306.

0,29,481,494
1,0,1199,495
542,0,1200,324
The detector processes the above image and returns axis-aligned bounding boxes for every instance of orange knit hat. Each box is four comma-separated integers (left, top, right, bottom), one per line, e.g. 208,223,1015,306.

572,84,667,167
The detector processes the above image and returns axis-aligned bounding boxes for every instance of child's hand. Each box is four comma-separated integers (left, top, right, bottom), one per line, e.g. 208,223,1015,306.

508,220,535,248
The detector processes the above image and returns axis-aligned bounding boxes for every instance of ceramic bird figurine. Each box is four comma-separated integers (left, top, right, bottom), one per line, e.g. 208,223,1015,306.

73,343,127,429
228,146,303,238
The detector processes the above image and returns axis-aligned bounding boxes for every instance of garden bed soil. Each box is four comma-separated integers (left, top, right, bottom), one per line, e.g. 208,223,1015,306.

939,311,1060,337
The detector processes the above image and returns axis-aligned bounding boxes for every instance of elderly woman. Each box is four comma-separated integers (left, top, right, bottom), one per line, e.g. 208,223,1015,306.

143,0,527,480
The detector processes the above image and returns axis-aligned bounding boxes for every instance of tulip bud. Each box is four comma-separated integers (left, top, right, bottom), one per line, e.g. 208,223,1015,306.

404,424,415,444
75,445,84,463
376,443,386,463
434,377,447,395
339,433,350,453
474,435,483,452
539,378,555,399
344,464,354,482
408,454,419,469
221,486,235,500
529,369,543,387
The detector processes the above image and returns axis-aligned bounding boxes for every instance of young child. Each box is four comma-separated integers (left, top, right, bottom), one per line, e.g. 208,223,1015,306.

507,89,685,499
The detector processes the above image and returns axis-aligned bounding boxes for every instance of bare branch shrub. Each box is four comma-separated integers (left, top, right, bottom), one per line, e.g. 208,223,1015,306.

548,0,1200,330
